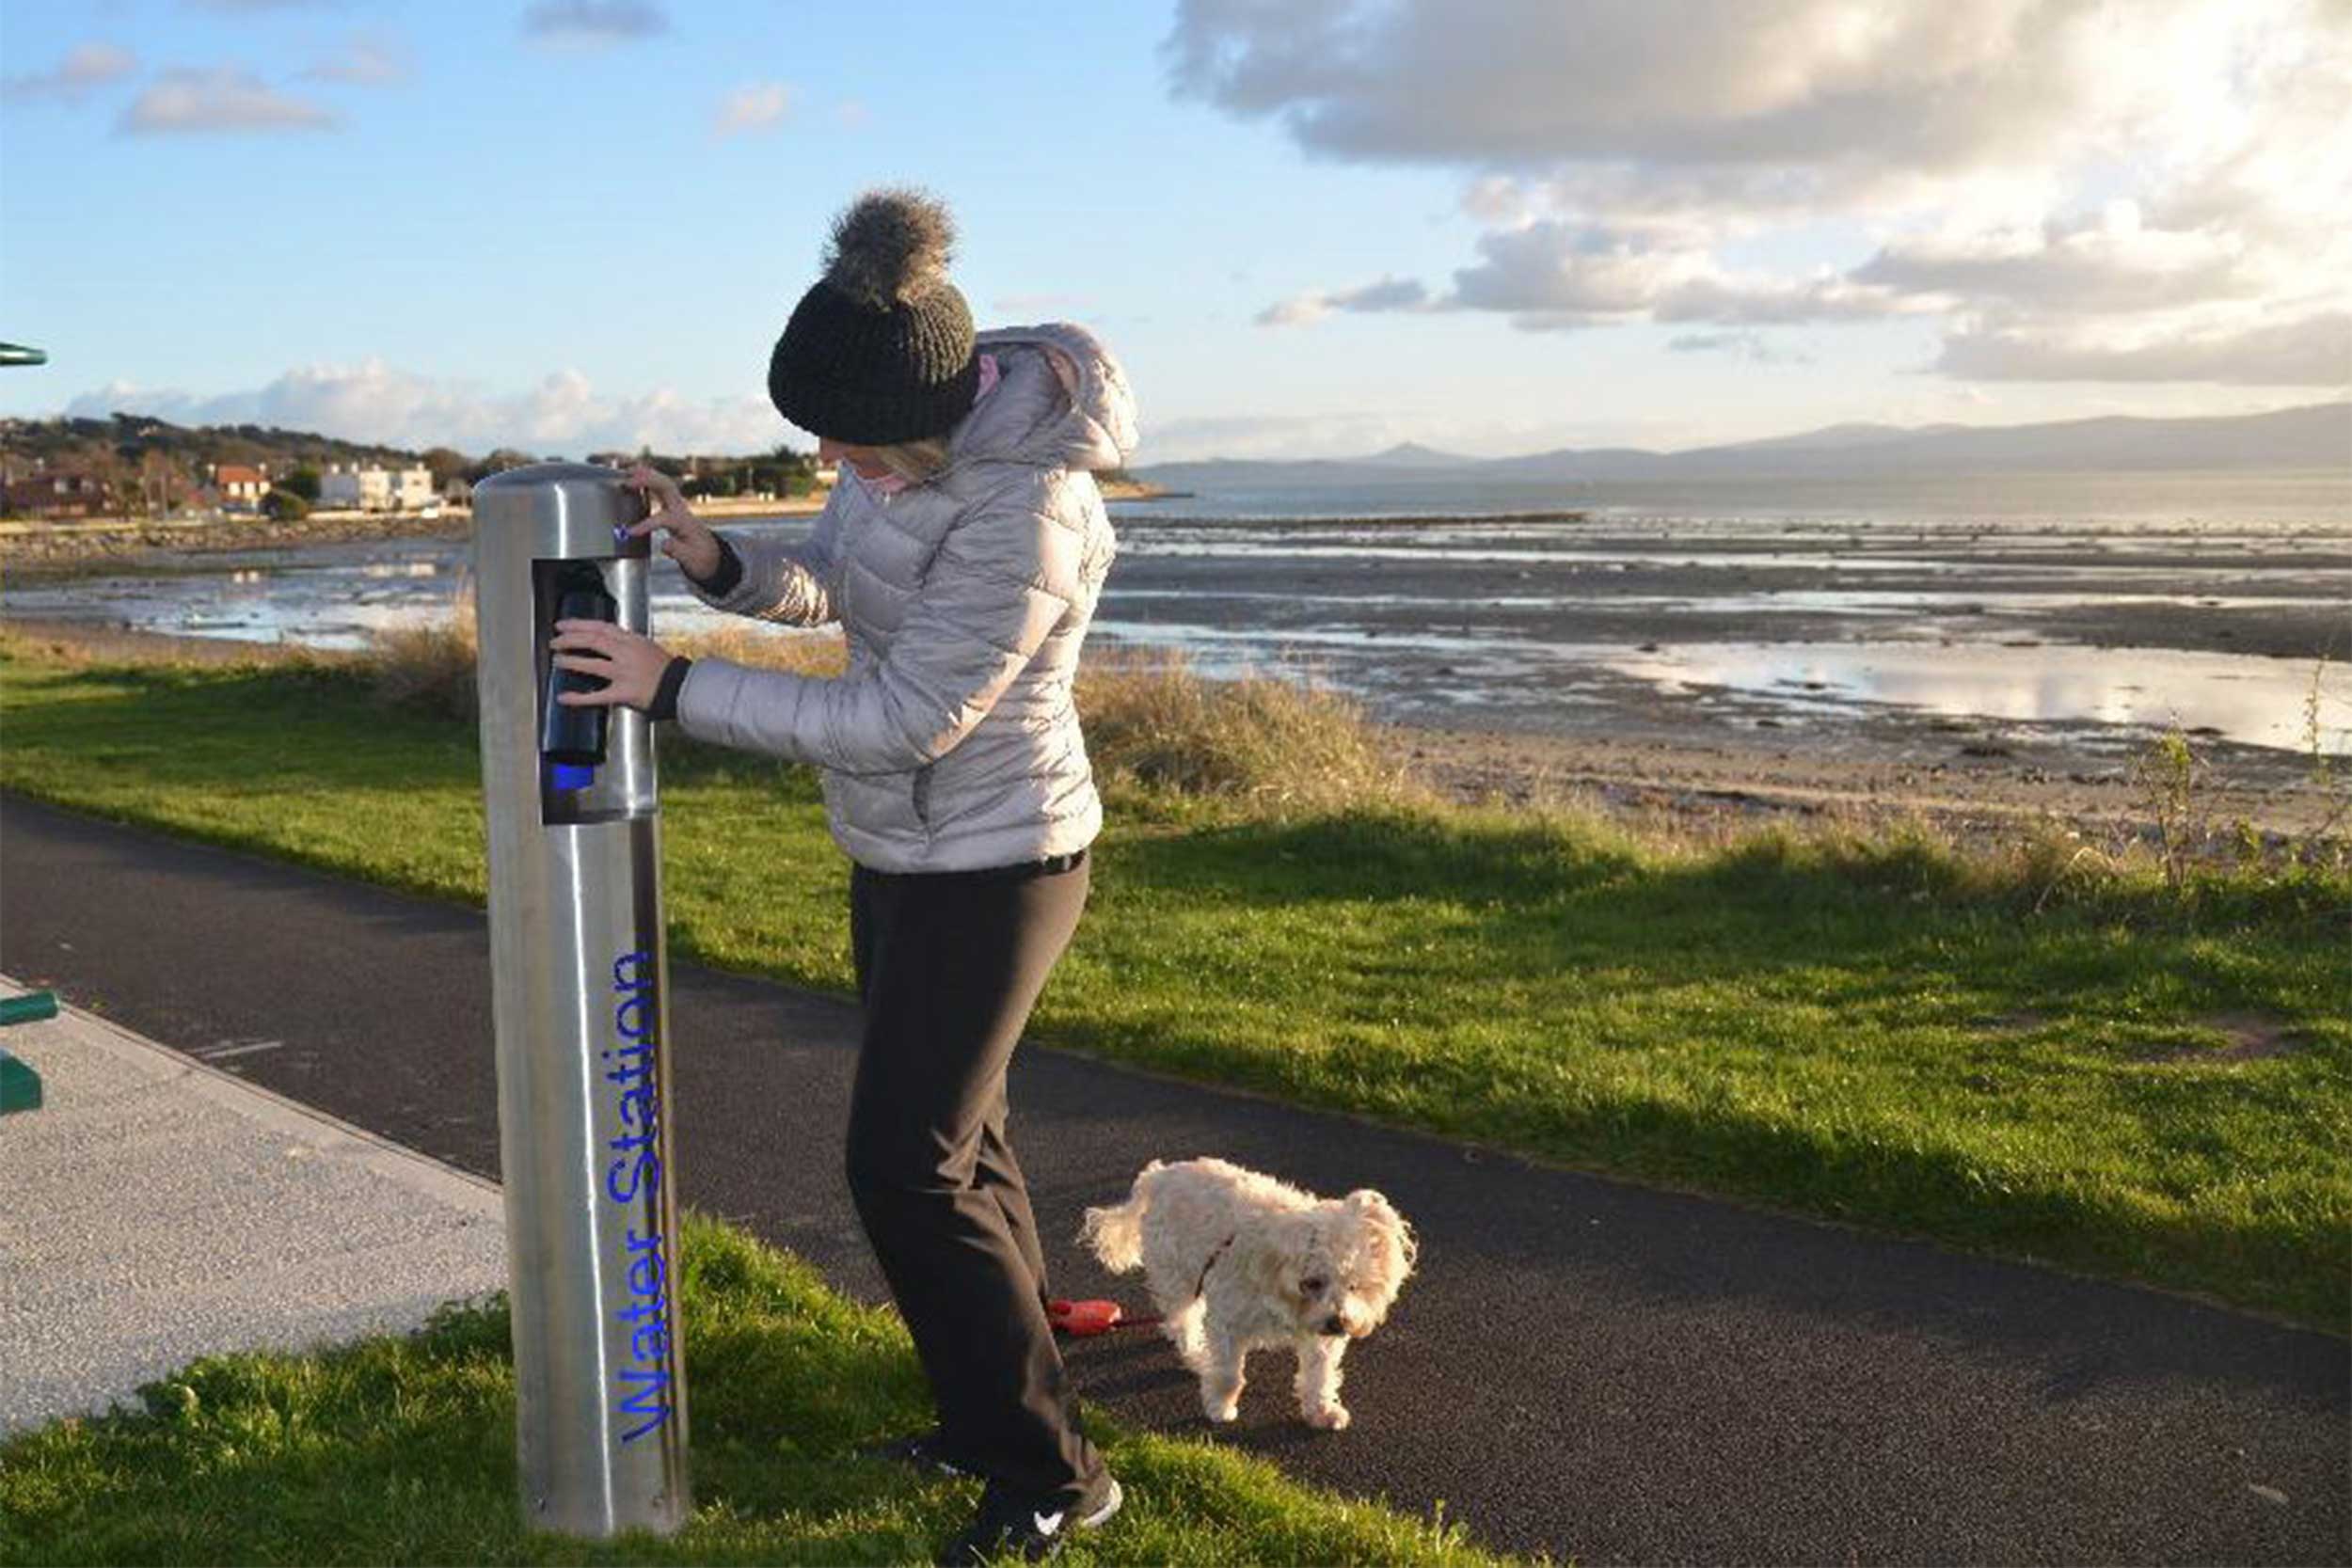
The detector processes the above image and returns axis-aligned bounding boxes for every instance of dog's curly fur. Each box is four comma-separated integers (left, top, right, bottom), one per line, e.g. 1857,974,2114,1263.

1081,1157,1416,1429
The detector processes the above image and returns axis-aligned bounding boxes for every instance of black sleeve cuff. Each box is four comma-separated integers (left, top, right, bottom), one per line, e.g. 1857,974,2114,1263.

646,656,692,723
687,534,744,597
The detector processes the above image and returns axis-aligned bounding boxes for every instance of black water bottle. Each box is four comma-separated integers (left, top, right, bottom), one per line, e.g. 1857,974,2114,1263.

540,567,617,782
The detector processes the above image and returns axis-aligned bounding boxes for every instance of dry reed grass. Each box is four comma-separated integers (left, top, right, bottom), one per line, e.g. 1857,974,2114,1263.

353,610,1423,812
1073,644,1429,811
360,595,849,723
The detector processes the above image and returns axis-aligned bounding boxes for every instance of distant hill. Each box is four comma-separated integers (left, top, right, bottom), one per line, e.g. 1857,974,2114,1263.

1,413,437,477
1708,421,1968,454
1359,441,1475,468
1138,400,2351,489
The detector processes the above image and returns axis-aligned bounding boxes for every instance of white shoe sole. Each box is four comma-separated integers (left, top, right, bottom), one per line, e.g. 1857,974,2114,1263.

1078,1476,1124,1529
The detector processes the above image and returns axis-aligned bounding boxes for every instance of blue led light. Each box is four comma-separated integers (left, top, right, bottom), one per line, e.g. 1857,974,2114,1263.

550,762,596,791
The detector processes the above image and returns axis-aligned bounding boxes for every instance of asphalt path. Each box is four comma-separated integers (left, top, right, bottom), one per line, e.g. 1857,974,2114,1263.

5,793,2344,1565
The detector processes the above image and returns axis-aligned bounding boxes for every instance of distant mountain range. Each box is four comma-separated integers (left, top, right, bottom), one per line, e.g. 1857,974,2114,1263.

1138,400,2350,488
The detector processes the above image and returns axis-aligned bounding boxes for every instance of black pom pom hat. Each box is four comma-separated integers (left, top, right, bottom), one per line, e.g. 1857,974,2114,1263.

768,188,979,446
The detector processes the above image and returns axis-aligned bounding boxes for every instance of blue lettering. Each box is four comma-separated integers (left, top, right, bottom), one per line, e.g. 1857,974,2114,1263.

605,1146,657,1203
606,954,675,1447
616,1365,672,1443
627,1243,665,1300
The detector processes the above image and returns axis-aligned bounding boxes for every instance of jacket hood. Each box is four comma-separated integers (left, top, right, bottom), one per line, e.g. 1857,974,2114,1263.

951,321,1138,474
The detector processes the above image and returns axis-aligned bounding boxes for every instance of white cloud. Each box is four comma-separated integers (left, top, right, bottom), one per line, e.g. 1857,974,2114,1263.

1851,203,2256,314
1165,0,2105,187
1279,224,1935,330
301,37,413,87
63,360,795,455
714,82,788,135
117,67,337,133
522,1,669,45
3,42,136,103
1934,311,2352,385
1256,277,1430,326
1668,332,1816,366
1449,225,1713,320
1169,0,2352,387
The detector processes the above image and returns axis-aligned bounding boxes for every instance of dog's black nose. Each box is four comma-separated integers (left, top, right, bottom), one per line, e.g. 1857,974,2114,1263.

1321,1316,1346,1337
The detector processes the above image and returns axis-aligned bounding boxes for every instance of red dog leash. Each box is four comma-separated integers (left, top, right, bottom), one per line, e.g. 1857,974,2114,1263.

1045,1298,1142,1336
1049,1231,1235,1338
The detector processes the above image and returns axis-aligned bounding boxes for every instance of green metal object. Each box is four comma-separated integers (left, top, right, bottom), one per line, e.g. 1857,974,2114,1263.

0,992,55,1114
0,1050,40,1114
0,342,47,368
0,990,59,1026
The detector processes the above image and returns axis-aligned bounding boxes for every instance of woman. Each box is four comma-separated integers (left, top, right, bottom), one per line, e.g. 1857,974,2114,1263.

550,187,1136,1564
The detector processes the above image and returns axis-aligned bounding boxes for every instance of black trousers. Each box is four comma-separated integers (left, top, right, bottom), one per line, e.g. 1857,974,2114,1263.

845,848,1101,1503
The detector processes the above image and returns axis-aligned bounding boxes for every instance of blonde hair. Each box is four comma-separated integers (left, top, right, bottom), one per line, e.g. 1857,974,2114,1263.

865,436,954,485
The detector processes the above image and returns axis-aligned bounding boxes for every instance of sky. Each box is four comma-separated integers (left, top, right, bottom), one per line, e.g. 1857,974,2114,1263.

1,0,2346,464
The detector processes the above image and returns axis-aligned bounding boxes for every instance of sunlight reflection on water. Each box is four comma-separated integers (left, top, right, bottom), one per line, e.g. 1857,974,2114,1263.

1603,641,2341,752
10,495,2345,753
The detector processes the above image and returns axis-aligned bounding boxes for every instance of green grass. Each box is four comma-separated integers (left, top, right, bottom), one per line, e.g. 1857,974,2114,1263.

3,645,2347,1330
0,1215,1502,1566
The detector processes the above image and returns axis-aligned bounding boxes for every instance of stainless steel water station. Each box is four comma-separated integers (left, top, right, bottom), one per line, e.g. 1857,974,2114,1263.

471,463,691,1537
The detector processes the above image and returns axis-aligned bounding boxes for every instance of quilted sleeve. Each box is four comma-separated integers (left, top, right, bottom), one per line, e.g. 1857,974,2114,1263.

674,498,1077,774
687,499,843,627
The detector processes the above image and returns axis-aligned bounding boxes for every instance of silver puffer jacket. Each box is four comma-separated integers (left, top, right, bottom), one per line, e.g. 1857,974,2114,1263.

675,322,1137,873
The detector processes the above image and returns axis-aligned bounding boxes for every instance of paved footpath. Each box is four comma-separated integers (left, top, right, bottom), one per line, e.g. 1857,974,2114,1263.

4,794,2345,1565
0,976,505,1435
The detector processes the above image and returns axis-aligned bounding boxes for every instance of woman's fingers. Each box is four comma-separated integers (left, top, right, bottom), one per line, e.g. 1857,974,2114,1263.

625,508,697,539
552,643,622,706
616,466,681,506
552,618,618,643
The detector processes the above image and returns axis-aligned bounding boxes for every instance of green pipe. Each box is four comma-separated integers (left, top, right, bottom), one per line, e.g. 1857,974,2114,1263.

0,1051,38,1114
0,991,59,1026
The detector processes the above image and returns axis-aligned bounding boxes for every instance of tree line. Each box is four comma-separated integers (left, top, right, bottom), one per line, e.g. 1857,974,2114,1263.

0,412,819,518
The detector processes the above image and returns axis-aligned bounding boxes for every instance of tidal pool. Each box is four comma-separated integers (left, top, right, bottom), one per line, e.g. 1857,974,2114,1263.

1603,641,2340,752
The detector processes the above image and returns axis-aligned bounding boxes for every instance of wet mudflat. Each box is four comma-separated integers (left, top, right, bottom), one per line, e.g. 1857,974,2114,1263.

7,493,2347,825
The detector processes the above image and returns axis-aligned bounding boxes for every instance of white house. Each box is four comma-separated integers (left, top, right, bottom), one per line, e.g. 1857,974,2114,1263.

320,463,436,512
213,463,269,510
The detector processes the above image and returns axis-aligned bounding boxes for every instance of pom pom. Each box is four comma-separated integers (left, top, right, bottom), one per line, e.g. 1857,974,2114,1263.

822,187,956,307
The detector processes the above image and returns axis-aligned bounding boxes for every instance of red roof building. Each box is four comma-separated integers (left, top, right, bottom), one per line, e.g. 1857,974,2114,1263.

214,463,269,506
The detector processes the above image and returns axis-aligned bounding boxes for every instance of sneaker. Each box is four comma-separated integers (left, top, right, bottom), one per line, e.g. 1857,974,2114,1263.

938,1467,1123,1564
859,1426,973,1479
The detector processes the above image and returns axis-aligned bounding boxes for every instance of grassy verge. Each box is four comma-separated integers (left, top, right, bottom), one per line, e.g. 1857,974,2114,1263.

0,1215,1502,1566
1,633,2345,1330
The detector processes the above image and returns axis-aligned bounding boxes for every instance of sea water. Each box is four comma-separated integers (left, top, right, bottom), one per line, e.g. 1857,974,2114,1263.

10,468,2347,755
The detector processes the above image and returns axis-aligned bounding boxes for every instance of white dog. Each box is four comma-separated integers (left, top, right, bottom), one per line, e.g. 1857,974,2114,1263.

1080,1157,1417,1430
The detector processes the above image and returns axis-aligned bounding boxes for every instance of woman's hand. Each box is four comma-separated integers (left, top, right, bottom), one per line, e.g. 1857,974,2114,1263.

618,463,723,581
551,619,674,710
